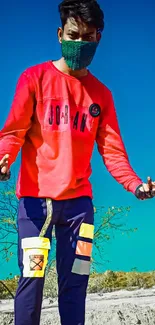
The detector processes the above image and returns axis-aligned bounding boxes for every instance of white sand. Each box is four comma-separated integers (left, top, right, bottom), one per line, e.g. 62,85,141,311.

0,287,155,324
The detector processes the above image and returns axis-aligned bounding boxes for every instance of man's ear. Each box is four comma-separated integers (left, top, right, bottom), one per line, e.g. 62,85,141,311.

58,27,63,44
97,31,102,43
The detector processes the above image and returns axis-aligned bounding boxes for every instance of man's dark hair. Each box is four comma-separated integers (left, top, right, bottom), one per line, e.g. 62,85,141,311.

58,0,104,32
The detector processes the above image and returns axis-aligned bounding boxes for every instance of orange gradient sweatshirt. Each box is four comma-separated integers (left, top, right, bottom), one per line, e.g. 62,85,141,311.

0,61,142,199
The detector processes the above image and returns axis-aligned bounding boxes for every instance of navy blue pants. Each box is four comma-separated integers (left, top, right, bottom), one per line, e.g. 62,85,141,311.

14,196,94,325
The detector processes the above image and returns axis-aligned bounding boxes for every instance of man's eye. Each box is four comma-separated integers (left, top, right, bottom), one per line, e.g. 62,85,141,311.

84,36,93,41
68,34,77,39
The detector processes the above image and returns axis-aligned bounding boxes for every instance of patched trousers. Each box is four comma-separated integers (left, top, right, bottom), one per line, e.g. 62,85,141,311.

14,196,94,325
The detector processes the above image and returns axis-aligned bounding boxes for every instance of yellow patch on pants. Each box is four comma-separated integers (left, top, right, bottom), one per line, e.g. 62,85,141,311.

79,223,94,239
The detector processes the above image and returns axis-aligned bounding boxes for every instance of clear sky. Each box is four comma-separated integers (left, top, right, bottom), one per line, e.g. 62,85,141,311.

0,0,155,278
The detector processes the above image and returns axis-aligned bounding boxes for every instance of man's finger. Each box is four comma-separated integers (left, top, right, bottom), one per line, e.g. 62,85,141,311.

0,154,9,166
147,177,152,191
1,166,8,174
140,183,149,192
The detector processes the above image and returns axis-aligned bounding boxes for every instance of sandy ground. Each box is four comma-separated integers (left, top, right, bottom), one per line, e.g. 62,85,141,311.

0,287,155,324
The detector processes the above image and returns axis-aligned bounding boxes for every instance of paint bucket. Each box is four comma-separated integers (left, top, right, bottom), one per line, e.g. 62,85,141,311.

22,237,50,278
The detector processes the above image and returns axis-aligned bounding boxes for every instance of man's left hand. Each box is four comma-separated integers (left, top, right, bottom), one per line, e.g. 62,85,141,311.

135,177,155,200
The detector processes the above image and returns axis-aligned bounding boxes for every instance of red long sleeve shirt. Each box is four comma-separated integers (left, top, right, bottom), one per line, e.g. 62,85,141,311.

0,61,142,199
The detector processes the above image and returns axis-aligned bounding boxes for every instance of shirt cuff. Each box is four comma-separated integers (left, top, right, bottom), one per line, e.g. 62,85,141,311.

128,179,143,194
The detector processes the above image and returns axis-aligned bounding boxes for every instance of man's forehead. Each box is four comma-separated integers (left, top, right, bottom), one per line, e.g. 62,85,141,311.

65,17,95,33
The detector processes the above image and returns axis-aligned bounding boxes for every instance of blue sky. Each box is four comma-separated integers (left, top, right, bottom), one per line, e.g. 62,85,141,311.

0,0,155,278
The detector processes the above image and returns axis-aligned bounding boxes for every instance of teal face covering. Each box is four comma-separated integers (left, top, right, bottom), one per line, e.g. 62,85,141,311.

61,39,98,71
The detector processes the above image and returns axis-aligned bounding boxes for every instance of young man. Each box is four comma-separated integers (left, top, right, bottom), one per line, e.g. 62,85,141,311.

0,0,154,324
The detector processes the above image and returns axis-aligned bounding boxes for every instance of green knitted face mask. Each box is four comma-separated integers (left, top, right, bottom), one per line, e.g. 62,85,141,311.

61,39,98,71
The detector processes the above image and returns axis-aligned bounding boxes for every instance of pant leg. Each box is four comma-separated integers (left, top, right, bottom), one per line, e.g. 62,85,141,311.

14,197,53,325
55,196,94,325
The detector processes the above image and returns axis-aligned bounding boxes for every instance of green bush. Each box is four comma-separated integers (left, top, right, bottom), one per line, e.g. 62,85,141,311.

126,271,155,289
1,270,155,299
88,270,127,293
88,270,155,294
0,276,19,299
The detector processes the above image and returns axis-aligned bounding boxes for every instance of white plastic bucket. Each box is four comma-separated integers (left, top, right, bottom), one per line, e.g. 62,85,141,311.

22,237,51,278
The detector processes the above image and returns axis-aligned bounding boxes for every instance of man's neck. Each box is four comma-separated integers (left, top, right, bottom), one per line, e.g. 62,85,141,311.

52,58,88,78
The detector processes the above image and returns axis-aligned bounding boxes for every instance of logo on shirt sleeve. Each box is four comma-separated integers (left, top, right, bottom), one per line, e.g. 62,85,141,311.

89,104,101,118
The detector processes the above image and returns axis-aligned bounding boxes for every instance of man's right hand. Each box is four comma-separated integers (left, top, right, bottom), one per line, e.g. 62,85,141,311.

0,154,11,181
